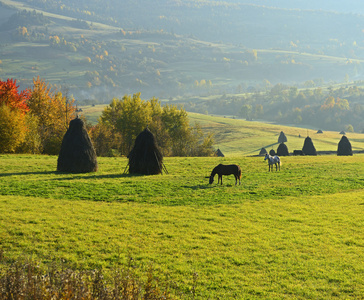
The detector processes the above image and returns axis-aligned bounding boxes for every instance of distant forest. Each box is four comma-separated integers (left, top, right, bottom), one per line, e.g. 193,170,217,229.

181,83,364,132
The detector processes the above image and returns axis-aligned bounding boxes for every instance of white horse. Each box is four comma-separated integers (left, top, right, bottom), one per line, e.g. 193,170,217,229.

264,153,281,171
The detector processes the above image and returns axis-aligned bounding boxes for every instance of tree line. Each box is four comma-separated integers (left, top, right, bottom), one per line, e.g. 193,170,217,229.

0,78,214,157
183,83,364,133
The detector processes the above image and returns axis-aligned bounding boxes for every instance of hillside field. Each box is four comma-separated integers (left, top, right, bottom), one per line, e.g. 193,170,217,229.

79,106,364,156
0,154,363,298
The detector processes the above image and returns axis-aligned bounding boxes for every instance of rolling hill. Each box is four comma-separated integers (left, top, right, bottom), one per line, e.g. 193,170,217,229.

1,0,363,102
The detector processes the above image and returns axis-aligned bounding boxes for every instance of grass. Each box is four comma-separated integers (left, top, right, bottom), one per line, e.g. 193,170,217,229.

188,113,364,156
0,154,363,298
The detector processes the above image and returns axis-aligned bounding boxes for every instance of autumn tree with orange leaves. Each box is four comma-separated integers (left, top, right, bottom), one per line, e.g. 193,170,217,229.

0,79,29,152
0,77,76,154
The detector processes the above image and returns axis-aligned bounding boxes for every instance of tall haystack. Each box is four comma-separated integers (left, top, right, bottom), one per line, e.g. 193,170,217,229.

259,147,267,156
57,117,98,173
278,131,287,143
277,143,289,156
302,136,317,156
128,127,163,175
337,135,353,156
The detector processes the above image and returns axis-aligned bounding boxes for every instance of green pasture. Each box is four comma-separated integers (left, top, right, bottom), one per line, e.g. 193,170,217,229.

188,113,364,156
0,154,363,299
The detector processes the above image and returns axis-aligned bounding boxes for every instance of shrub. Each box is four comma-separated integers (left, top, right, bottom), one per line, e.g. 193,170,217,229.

0,254,176,300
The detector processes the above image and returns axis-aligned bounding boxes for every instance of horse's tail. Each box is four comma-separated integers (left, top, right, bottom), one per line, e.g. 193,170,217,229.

278,157,282,166
238,165,242,179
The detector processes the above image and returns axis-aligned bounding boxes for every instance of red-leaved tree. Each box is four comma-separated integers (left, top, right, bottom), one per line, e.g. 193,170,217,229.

0,79,29,113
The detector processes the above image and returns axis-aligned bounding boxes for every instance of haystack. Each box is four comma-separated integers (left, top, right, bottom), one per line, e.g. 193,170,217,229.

216,149,224,157
57,117,98,173
317,129,323,134
302,136,317,156
259,147,267,156
278,131,287,143
128,127,163,175
269,149,276,156
277,143,289,156
337,135,353,156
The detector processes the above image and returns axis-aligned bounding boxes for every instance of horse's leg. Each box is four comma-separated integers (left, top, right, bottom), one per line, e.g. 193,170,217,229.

220,175,223,185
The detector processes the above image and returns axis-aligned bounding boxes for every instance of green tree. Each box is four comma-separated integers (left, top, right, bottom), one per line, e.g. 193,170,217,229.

161,104,190,156
101,93,151,154
239,104,252,120
99,94,214,157
89,122,122,156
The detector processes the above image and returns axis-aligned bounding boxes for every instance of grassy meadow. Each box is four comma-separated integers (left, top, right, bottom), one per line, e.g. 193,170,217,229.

0,153,363,299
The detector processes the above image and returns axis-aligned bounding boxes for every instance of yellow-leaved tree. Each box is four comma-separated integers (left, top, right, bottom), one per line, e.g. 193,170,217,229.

0,104,26,153
93,93,214,157
27,77,76,154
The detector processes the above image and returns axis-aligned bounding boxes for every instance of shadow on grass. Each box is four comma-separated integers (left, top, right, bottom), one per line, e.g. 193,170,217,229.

0,171,58,177
0,171,144,180
51,172,145,181
245,142,279,155
183,184,217,190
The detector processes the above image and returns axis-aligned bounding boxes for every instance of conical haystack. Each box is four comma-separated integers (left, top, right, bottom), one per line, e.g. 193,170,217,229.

337,135,353,156
57,117,98,173
278,131,287,143
215,148,224,157
259,147,267,156
128,127,163,175
277,143,289,156
302,136,317,156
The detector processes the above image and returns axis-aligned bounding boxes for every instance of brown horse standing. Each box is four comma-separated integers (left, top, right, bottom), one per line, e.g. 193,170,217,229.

209,164,241,185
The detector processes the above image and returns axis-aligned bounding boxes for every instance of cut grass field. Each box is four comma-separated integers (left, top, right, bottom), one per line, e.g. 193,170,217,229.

0,154,363,298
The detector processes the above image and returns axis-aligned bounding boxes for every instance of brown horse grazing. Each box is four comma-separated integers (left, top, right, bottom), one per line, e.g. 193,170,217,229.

209,164,241,185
